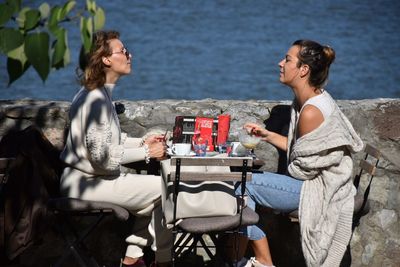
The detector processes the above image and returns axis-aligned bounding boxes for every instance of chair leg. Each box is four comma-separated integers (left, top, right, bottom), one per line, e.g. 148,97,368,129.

53,213,106,267
174,233,194,257
198,236,214,259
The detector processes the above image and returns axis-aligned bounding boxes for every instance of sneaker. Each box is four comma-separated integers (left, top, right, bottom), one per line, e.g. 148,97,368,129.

244,257,275,267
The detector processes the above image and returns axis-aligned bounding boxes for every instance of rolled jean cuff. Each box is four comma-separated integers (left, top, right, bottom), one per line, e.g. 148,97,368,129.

246,224,266,241
125,245,144,259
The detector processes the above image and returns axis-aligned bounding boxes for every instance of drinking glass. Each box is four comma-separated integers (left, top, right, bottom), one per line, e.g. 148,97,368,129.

238,129,261,157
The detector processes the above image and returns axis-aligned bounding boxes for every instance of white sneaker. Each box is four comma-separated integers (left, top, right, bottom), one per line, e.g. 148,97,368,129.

244,257,276,267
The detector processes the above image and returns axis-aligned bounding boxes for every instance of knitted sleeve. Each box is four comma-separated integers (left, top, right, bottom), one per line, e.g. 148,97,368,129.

83,92,124,172
86,122,124,171
288,149,344,180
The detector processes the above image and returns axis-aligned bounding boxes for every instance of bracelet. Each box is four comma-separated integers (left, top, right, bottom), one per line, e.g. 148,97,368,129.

143,144,150,164
140,137,146,147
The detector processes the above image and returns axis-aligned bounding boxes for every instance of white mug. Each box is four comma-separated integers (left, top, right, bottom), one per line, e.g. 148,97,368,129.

230,142,246,156
172,143,192,155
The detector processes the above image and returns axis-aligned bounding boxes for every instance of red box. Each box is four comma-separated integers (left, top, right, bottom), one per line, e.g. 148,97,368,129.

173,115,231,152
217,114,230,145
193,117,215,151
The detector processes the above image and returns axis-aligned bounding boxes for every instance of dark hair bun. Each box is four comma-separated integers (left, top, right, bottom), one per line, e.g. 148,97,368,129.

323,45,335,66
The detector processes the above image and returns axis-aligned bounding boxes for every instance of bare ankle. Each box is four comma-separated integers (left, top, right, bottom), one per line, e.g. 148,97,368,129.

122,256,138,265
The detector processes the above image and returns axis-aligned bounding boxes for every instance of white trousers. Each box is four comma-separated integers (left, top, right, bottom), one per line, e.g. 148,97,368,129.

60,167,172,262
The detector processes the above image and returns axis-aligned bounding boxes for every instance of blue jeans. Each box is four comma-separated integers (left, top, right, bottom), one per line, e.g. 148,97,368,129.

236,172,303,240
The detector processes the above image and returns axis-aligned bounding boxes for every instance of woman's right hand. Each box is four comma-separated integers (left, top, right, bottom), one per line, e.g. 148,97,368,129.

244,123,271,141
243,122,288,151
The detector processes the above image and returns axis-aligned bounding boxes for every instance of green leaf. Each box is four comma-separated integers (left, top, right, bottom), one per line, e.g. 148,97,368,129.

52,28,67,68
86,0,96,15
93,6,105,31
7,43,27,64
60,1,76,19
0,27,24,53
25,32,50,82
24,9,40,31
49,6,61,25
48,6,62,34
0,3,14,27
16,7,30,29
7,56,30,86
39,2,50,20
63,45,70,66
53,45,70,69
6,0,21,14
80,17,92,53
86,17,93,35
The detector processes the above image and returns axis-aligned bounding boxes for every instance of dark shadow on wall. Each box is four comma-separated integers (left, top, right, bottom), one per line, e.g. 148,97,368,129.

263,104,291,174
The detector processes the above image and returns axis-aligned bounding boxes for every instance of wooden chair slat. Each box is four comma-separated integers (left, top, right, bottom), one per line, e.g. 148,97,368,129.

364,144,381,159
171,157,253,167
359,159,376,175
170,171,252,181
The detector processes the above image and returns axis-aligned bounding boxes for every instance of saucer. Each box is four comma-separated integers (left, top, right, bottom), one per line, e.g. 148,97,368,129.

167,149,195,156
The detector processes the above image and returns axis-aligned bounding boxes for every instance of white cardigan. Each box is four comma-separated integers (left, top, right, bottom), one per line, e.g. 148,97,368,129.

287,98,364,267
60,85,146,176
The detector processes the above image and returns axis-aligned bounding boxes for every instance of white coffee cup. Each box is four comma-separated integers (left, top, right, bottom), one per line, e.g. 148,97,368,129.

171,143,192,155
230,142,246,156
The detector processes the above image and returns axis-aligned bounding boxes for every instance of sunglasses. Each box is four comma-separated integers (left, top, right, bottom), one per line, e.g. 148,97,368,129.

111,47,130,60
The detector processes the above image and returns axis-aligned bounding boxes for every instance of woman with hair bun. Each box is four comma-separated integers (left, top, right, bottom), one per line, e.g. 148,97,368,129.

235,40,364,267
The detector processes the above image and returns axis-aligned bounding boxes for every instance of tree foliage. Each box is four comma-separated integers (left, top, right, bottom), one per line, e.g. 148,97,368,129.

0,0,105,85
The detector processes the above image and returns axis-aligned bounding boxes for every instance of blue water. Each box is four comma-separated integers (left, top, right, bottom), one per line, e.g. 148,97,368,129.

1,0,399,101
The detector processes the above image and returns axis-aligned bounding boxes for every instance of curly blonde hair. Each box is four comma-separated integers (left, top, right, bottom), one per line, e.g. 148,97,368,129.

80,30,120,90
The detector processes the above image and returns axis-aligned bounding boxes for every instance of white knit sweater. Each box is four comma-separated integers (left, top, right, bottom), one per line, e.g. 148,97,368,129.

287,100,364,267
60,85,146,176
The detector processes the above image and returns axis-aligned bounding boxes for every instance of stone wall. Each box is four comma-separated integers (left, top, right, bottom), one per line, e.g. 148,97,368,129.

0,98,399,266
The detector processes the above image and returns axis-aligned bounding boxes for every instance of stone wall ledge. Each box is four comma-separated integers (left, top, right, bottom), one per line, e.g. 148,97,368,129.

1,98,399,267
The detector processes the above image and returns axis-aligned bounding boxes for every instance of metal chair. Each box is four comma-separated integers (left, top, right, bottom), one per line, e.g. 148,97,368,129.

168,156,259,266
0,126,131,267
48,197,130,267
351,143,381,228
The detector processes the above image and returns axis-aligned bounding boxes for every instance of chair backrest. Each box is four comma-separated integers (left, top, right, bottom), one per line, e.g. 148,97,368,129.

353,143,382,225
353,143,381,189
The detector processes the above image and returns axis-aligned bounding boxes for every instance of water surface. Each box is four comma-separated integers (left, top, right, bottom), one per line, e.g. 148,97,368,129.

1,0,399,101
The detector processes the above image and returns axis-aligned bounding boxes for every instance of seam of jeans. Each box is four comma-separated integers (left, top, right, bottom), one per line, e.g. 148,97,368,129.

250,180,301,195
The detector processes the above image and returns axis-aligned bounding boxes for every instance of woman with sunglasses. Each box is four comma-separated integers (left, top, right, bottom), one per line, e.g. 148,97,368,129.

235,40,363,267
60,30,171,267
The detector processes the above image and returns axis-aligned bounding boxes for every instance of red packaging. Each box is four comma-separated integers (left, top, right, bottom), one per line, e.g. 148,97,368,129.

217,114,230,145
193,117,214,151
